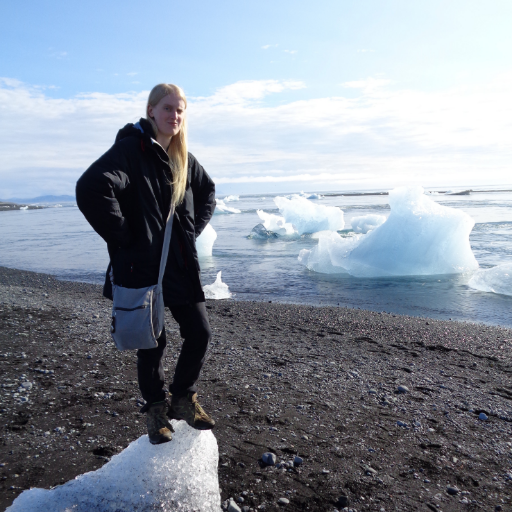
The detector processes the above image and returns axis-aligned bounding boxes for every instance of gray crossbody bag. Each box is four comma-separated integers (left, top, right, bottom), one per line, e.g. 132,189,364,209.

109,205,175,351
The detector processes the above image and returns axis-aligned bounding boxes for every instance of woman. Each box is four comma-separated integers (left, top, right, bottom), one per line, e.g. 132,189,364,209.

76,83,216,445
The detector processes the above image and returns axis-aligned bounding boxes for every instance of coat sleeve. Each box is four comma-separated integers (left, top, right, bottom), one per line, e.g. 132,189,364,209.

75,143,133,249
189,154,216,237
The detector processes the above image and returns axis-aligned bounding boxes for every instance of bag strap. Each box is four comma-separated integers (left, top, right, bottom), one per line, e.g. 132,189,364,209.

157,204,175,286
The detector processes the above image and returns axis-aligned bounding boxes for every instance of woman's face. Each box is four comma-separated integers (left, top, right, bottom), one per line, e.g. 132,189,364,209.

148,92,186,138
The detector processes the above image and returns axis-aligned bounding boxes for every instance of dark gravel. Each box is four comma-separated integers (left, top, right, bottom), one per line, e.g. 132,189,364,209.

1,266,511,511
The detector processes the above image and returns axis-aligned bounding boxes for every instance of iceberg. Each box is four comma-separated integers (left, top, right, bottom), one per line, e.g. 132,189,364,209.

299,186,479,277
248,223,279,240
468,263,512,296
7,421,221,512
285,191,323,200
203,271,232,299
351,214,386,234
274,195,344,235
214,199,241,214
223,195,239,202
196,224,217,258
256,209,296,236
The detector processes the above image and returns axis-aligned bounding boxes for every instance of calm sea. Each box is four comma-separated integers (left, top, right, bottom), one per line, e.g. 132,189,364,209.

0,191,511,327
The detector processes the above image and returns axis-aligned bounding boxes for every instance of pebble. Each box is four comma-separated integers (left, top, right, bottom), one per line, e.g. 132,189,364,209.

396,421,407,428
478,412,489,421
397,385,409,394
263,373,272,378
228,501,242,512
336,495,349,507
293,456,303,466
261,452,277,466
322,469,330,474
446,486,460,495
368,389,377,394
278,498,289,505
364,465,377,476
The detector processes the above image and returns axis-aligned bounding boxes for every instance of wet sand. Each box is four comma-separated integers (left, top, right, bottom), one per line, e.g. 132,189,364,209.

0,266,511,511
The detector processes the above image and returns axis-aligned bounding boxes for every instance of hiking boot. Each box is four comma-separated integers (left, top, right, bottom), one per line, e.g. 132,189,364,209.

168,392,215,430
146,401,174,445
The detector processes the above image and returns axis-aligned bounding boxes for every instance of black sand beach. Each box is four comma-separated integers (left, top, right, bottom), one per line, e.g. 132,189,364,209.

1,266,511,511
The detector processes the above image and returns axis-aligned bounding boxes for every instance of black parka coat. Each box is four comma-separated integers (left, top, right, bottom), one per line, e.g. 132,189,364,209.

76,118,215,305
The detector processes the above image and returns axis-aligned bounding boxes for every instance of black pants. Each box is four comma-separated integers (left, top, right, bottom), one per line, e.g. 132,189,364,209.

137,302,212,405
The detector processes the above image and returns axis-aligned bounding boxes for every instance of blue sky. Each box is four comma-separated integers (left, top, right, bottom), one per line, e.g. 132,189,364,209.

1,0,512,197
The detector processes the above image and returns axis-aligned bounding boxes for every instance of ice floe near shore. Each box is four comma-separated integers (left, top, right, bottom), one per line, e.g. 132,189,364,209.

196,224,217,258
275,196,343,234
468,263,512,296
257,209,296,235
255,195,343,236
203,271,232,299
215,198,241,214
7,421,221,512
299,186,479,277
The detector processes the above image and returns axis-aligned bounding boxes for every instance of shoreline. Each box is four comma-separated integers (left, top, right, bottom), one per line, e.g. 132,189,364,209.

0,202,44,212
1,266,511,511
1,263,510,330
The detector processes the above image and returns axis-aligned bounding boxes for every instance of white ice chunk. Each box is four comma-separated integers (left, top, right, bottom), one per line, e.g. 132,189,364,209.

223,195,239,202
256,209,296,235
299,186,479,277
468,263,512,296
7,422,221,512
214,199,241,214
351,214,386,234
285,191,323,200
274,196,344,235
203,271,232,299
196,224,217,257
298,231,355,274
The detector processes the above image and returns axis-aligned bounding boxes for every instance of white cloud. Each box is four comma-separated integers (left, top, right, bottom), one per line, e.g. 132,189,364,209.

342,77,392,91
284,50,297,54
0,74,511,198
261,44,278,49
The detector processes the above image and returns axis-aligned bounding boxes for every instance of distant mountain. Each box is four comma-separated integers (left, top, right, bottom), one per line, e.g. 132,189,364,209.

6,195,76,204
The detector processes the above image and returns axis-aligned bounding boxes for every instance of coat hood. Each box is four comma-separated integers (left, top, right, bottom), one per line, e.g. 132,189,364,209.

115,118,155,144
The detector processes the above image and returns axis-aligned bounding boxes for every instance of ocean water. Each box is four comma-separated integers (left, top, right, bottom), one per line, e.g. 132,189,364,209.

0,191,511,327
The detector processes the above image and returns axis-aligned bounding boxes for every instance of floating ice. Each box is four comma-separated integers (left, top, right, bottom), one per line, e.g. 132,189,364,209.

248,223,279,240
19,206,29,210
299,186,479,277
256,209,296,235
468,263,512,296
274,195,344,235
223,195,239,202
285,191,323,200
196,224,217,257
215,199,241,214
7,421,221,512
350,214,386,234
203,271,232,299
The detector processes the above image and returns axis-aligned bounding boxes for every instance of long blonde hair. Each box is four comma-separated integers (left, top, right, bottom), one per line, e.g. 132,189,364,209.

146,83,188,206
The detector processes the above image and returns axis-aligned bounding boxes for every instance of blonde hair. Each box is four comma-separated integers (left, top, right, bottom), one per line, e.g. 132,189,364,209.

146,83,188,206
